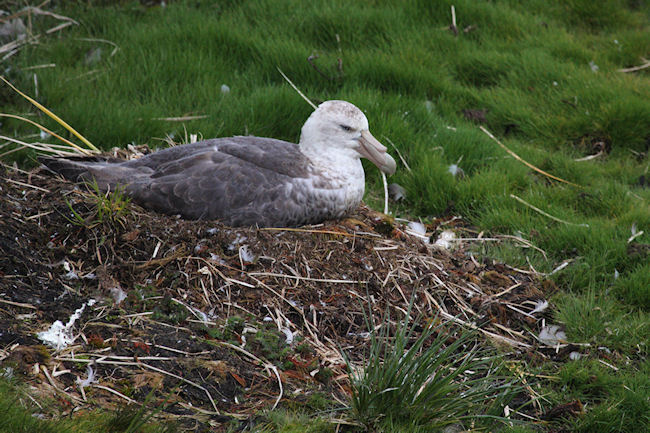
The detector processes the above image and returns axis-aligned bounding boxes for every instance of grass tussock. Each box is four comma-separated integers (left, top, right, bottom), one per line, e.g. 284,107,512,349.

345,301,517,432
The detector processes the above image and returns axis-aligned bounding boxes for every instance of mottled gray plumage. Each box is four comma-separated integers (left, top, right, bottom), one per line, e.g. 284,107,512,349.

40,100,396,227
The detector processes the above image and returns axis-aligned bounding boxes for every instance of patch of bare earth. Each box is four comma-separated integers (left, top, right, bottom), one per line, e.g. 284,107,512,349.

1,162,564,430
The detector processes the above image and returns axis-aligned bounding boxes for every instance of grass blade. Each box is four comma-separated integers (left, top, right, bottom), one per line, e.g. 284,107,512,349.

0,113,95,155
0,76,99,152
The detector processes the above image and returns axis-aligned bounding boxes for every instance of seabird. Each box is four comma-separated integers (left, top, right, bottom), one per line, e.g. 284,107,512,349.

40,100,396,227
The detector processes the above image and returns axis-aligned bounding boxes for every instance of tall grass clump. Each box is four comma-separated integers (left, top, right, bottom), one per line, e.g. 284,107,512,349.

344,300,518,431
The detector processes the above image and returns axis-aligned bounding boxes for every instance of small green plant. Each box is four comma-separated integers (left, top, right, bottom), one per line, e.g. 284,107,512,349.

152,296,188,325
249,322,292,363
206,315,246,342
344,300,519,431
65,180,130,229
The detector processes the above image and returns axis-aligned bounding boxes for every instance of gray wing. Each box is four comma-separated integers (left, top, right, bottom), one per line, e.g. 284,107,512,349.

43,137,317,227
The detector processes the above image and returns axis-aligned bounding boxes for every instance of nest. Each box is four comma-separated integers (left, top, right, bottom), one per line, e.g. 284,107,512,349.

0,161,563,428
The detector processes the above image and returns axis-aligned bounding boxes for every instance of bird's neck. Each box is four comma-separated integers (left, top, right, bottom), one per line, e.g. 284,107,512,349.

300,140,362,178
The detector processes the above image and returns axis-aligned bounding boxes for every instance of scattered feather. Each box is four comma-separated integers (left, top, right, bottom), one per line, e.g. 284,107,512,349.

220,84,230,94
38,299,96,350
627,223,643,243
405,221,429,243
84,47,102,66
209,253,227,265
531,299,549,314
239,245,255,263
407,221,426,236
0,18,27,41
62,260,78,280
538,324,566,346
569,351,582,361
76,365,97,388
388,183,406,201
228,233,247,250
282,327,294,345
434,230,457,250
549,260,570,275
447,164,465,178
109,287,127,305
589,60,599,72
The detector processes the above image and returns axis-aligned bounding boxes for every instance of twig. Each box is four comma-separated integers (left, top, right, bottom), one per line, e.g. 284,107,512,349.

549,260,572,275
0,298,37,309
307,54,334,81
383,136,411,172
218,341,265,366
93,384,138,404
260,227,381,238
22,63,56,71
276,67,317,109
618,58,650,73
40,364,83,403
598,359,619,371
153,115,208,122
510,194,589,227
450,5,458,35
25,210,54,220
493,283,522,298
46,21,74,34
269,365,283,410
141,363,219,413
21,7,79,25
0,76,99,152
497,234,548,260
381,172,389,215
247,272,366,284
574,150,604,161
0,134,84,158
74,37,120,57
3,177,50,192
479,126,581,187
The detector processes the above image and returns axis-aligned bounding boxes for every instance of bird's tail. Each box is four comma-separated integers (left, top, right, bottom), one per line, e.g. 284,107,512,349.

38,156,109,182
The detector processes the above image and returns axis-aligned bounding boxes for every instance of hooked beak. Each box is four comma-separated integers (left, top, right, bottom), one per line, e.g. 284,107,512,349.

357,130,396,175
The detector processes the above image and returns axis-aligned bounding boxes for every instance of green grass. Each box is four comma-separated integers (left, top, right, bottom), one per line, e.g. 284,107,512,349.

344,301,518,432
2,0,649,431
0,377,174,433
64,179,131,228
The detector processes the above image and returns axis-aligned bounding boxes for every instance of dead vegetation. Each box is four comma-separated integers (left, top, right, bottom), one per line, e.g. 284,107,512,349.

0,154,579,430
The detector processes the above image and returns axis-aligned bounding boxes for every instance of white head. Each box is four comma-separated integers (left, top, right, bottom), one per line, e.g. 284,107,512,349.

299,100,396,175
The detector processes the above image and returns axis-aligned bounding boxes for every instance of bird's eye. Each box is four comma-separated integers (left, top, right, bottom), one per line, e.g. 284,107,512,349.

339,124,353,132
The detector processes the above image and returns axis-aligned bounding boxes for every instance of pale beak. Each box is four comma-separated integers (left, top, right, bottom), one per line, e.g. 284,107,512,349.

357,130,397,175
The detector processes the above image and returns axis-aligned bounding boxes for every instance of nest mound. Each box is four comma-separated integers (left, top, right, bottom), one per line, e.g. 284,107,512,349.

0,162,558,428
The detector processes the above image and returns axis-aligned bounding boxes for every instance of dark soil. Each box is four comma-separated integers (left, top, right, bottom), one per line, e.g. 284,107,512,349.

0,163,560,430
